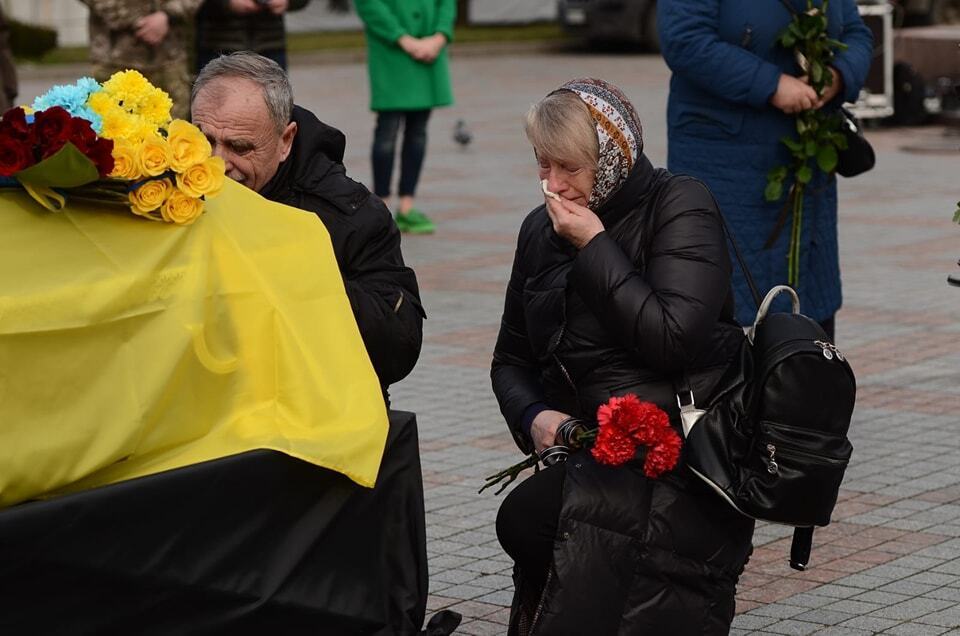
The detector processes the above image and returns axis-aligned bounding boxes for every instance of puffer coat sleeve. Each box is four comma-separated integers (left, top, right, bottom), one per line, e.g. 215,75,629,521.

491,214,545,453
569,178,732,373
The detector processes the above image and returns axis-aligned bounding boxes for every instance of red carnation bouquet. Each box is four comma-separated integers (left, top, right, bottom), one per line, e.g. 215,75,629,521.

480,394,682,494
0,107,114,206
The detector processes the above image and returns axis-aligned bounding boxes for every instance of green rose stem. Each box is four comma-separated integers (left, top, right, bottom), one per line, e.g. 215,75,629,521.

764,0,848,287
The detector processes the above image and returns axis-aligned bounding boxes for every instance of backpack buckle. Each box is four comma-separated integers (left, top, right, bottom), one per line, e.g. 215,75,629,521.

677,391,705,438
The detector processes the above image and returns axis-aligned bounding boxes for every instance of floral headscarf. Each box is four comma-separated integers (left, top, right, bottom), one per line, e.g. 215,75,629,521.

556,78,643,209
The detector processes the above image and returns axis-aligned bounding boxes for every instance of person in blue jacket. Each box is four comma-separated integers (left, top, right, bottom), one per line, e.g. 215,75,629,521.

657,0,873,337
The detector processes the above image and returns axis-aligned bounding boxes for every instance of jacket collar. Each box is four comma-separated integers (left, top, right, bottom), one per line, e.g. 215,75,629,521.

595,153,657,228
259,105,347,202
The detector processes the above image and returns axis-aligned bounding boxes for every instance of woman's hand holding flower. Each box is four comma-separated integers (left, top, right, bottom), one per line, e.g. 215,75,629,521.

545,194,605,250
531,409,574,454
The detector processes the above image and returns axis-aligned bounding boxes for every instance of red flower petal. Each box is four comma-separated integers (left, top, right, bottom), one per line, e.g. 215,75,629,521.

591,425,637,465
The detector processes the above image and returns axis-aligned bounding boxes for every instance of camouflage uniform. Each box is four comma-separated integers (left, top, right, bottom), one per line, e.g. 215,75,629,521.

82,0,202,119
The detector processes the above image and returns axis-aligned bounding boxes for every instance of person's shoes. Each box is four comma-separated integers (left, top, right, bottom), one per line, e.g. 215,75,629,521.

395,209,435,234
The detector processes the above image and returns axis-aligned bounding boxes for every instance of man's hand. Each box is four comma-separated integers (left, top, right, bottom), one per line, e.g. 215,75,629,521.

545,195,604,249
228,0,262,14
815,67,844,109
770,73,819,114
531,410,573,454
265,0,289,15
134,11,170,46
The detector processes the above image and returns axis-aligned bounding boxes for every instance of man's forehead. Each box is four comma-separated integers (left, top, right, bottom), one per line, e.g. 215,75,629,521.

193,78,271,133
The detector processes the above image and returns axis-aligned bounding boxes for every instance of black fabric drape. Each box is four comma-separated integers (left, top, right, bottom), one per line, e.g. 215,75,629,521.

0,411,427,635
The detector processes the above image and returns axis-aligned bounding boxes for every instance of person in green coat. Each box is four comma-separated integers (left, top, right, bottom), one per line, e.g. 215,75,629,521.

355,0,456,234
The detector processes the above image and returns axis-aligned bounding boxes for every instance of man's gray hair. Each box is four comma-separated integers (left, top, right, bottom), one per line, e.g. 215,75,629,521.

192,52,294,134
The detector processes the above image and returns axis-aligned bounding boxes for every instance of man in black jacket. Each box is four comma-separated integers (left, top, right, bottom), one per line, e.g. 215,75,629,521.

191,52,424,399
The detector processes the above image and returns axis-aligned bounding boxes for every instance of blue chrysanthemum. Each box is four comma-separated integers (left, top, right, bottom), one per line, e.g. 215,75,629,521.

32,77,104,133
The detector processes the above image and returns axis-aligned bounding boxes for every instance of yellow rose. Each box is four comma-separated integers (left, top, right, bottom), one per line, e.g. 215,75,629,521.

128,178,172,215
137,133,170,177
161,189,204,225
109,138,141,180
168,119,211,171
176,156,225,199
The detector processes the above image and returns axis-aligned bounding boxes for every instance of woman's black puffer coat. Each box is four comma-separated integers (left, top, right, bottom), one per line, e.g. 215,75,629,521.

491,155,755,635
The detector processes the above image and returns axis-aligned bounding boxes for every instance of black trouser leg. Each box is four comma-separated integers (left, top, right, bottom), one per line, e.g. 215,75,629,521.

495,462,565,593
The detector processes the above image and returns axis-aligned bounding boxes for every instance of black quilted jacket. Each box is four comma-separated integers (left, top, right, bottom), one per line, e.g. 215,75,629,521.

491,155,754,634
260,106,424,395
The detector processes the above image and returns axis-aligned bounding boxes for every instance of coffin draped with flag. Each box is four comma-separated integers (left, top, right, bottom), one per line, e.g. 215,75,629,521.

0,179,427,634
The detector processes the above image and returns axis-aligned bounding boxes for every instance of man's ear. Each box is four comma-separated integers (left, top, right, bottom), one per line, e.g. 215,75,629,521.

279,121,297,162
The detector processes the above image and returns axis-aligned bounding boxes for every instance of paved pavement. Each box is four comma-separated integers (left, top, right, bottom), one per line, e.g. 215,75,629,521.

22,49,960,634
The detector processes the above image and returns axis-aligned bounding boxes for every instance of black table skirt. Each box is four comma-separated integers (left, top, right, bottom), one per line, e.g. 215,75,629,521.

0,411,427,635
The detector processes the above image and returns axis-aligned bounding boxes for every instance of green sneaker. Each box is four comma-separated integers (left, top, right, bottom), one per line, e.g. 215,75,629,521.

395,208,435,234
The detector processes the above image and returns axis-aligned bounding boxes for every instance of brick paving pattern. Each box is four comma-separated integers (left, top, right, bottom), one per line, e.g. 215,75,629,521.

21,49,960,634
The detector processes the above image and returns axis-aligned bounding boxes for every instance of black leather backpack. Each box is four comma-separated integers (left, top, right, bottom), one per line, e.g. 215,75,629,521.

680,223,857,571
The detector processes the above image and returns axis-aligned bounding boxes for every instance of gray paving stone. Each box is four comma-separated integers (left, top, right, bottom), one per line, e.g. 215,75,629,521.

839,615,902,632
748,604,809,619
792,608,858,625
731,614,779,630
882,624,951,635
851,590,912,605
871,598,956,621
823,599,886,615
761,619,824,635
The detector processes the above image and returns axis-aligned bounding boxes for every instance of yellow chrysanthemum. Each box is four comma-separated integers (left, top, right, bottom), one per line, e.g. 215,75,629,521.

131,120,159,145
87,91,114,118
140,88,173,127
102,70,152,109
100,109,139,141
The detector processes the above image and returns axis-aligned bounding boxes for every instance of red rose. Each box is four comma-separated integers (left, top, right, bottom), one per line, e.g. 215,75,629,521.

67,117,98,154
0,107,32,142
0,132,34,176
33,107,72,158
87,137,115,177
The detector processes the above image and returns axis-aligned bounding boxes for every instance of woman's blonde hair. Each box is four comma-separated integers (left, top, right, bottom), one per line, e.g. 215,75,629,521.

524,90,599,171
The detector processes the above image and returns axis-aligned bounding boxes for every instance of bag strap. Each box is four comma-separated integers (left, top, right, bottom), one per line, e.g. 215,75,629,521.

714,203,763,310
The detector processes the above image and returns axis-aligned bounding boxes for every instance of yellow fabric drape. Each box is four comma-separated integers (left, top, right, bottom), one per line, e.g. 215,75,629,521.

0,179,388,508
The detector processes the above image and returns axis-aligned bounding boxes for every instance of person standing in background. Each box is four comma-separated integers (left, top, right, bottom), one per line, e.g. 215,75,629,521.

657,0,873,339
195,0,310,72
82,0,201,120
354,0,456,235
0,7,18,112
